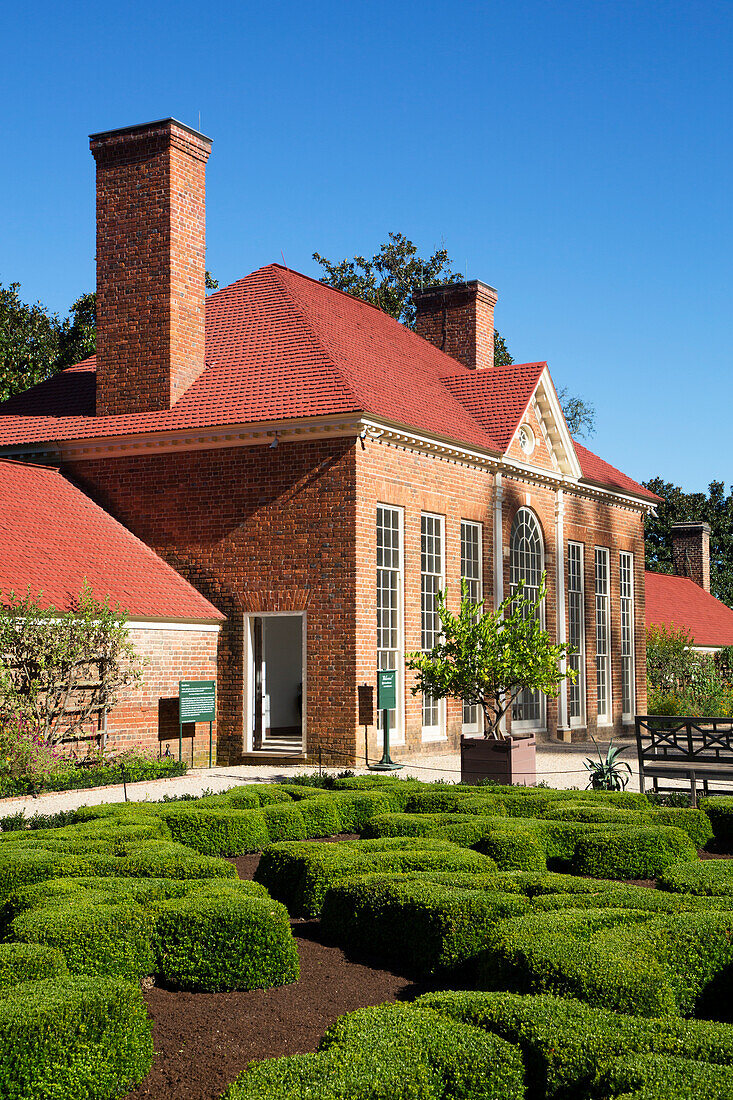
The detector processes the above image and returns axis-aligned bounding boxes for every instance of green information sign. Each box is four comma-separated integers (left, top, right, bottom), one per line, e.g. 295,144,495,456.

179,680,216,767
377,670,396,710
179,680,216,723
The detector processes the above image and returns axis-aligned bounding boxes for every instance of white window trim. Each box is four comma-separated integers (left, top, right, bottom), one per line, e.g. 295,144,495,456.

421,511,446,742
510,507,547,734
461,519,483,735
376,503,405,745
243,611,307,754
595,547,613,726
620,551,636,722
567,541,586,729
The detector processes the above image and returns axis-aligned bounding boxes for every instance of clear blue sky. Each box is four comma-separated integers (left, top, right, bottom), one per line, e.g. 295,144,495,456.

2,1,731,492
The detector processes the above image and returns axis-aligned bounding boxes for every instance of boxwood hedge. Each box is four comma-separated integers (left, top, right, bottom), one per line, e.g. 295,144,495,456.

417,990,733,1100
255,837,497,917
0,976,153,1100
222,1003,524,1100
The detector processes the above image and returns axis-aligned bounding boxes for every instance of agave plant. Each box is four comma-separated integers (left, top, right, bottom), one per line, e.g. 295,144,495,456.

584,738,632,791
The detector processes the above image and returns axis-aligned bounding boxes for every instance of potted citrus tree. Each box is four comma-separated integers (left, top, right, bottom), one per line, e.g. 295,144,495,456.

406,576,574,785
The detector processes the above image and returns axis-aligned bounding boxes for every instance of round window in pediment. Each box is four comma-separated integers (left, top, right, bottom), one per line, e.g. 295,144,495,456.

517,423,536,456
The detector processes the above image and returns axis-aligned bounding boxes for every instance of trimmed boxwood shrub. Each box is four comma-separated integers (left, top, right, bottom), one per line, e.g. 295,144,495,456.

659,859,733,896
570,825,697,879
161,807,271,855
597,1052,733,1099
11,898,156,979
477,905,733,1018
0,943,67,988
477,908,671,1016
154,892,299,992
417,990,733,1100
261,803,308,842
700,797,733,850
255,838,496,917
330,790,395,831
321,874,529,975
0,976,153,1099
222,1003,524,1100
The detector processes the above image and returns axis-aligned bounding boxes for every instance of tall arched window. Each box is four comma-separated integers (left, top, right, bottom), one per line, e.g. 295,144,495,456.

509,507,545,728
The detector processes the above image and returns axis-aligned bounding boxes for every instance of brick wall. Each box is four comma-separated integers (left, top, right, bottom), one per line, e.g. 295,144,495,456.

90,120,211,415
104,625,219,765
671,522,711,592
65,437,358,765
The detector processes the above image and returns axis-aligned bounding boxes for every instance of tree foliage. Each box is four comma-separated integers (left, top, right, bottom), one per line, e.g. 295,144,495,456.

643,477,733,606
405,577,574,739
646,623,733,718
0,584,144,744
314,234,595,438
0,283,61,402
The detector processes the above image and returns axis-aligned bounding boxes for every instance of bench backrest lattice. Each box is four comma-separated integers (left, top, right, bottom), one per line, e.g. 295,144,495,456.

635,715,733,803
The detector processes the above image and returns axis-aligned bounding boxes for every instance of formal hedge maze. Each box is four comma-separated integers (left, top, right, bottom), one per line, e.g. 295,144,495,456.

4,777,733,1098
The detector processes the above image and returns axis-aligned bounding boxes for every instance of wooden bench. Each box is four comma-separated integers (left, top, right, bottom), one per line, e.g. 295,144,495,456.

635,715,733,806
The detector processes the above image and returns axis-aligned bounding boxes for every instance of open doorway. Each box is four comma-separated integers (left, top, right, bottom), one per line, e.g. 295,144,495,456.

247,614,305,753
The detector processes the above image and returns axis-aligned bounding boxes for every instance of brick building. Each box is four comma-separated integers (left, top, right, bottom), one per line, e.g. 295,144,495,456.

0,118,658,764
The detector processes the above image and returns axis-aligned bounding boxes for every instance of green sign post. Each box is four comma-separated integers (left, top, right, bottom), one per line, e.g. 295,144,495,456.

179,680,216,767
369,670,403,771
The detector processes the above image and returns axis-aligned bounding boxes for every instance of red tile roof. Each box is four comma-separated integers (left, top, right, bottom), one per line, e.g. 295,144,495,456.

0,264,656,502
645,571,733,647
0,460,224,622
440,362,546,450
574,441,659,502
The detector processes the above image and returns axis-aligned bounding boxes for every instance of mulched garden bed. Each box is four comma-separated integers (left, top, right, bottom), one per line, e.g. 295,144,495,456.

126,837,428,1100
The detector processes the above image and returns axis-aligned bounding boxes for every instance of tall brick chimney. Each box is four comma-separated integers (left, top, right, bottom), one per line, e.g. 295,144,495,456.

90,119,212,416
671,522,711,592
413,280,498,370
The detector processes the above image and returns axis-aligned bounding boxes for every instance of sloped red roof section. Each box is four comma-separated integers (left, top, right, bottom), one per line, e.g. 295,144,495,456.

0,460,224,622
574,441,659,503
645,571,733,647
441,362,546,450
0,263,654,501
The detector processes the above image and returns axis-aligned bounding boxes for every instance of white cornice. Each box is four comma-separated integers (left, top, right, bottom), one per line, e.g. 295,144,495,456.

0,411,655,513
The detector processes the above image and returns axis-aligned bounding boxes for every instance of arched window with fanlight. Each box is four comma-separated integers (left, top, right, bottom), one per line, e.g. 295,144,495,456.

509,507,546,730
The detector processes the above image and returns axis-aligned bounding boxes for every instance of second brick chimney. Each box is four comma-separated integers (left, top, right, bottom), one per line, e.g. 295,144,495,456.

90,119,212,416
671,522,711,592
413,280,498,370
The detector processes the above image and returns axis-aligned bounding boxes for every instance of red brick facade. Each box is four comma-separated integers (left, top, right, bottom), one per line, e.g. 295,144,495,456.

107,625,219,765
63,422,647,765
91,120,211,415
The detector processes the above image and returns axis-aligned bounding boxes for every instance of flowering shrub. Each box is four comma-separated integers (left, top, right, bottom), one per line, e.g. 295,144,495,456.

0,716,65,791
0,723,187,797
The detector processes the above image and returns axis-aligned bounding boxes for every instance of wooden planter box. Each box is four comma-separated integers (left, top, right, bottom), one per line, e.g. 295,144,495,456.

460,733,536,787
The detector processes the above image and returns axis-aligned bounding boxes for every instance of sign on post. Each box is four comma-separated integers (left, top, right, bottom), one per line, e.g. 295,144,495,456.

377,670,396,711
179,680,216,767
370,670,402,772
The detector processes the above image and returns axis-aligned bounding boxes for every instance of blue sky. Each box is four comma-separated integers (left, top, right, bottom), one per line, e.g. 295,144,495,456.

2,0,731,492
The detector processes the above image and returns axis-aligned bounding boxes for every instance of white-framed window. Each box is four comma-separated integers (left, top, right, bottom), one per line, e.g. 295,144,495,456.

620,551,635,721
461,520,483,733
421,512,445,741
377,505,404,742
567,541,586,726
595,547,612,724
510,508,546,730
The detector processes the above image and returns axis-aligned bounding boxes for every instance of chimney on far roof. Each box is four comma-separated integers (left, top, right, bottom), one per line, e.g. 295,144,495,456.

671,522,711,592
413,280,498,370
90,118,212,416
